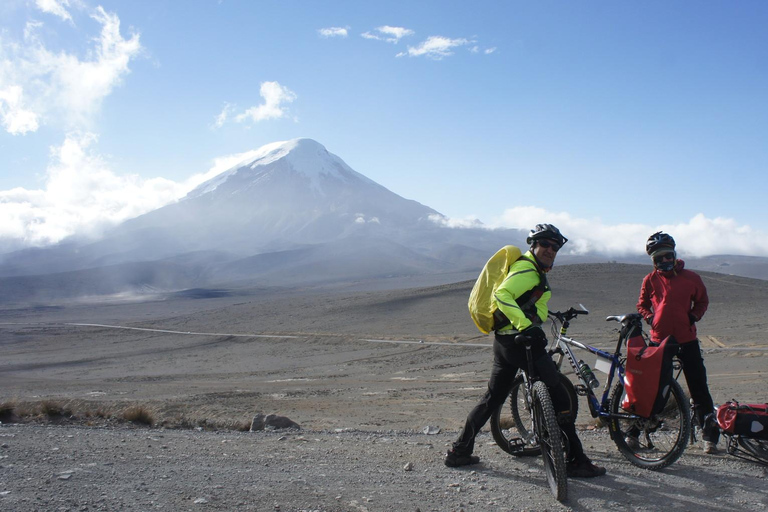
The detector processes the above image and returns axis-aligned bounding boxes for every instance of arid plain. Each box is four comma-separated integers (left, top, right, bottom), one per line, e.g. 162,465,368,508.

2,262,768,511
2,262,767,432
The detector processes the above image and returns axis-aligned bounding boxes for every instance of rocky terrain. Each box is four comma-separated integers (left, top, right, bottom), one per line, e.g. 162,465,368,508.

1,263,767,511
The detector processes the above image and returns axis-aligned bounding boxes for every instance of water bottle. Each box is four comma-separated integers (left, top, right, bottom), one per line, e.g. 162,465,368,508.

578,360,600,389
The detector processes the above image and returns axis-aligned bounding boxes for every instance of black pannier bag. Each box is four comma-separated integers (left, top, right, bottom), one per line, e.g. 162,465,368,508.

716,401,768,440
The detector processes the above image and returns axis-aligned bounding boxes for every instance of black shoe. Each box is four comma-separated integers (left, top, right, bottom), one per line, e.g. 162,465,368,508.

444,449,480,468
566,455,606,478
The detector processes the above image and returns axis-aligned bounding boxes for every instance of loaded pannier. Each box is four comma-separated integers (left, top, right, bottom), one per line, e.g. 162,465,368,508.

716,401,768,440
621,323,679,418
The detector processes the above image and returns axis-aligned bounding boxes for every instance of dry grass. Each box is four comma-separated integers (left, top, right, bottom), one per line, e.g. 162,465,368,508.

122,405,154,426
0,400,16,423
40,400,72,418
0,399,250,432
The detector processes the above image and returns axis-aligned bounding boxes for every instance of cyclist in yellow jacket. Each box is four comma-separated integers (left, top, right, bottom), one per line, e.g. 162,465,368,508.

445,224,606,478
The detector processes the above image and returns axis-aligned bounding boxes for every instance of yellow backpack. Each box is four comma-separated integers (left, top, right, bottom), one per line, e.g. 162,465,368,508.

468,245,522,334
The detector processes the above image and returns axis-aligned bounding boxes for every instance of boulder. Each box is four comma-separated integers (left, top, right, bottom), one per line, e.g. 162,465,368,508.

250,413,301,431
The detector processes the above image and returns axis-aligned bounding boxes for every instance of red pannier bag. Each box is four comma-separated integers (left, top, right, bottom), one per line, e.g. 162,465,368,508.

621,334,679,418
716,401,768,440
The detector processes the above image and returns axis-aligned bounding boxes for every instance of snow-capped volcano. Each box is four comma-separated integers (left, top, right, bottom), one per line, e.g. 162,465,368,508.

0,138,526,300
107,138,443,256
188,138,380,198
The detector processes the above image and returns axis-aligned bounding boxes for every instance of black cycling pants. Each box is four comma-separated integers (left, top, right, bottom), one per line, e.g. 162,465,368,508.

452,333,584,462
678,339,719,443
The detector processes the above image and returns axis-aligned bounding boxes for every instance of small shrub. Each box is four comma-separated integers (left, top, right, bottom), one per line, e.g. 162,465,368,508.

123,405,154,426
40,400,64,418
0,401,15,423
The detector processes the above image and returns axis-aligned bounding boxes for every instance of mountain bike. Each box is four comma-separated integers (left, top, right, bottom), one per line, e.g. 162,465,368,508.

498,333,568,501
491,306,691,470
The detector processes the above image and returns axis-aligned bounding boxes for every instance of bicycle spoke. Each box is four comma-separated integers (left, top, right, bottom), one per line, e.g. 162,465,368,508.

609,380,690,470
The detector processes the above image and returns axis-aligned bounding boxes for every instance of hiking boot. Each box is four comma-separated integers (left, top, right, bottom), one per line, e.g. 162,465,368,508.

444,449,480,468
703,441,719,454
624,435,641,450
566,455,606,478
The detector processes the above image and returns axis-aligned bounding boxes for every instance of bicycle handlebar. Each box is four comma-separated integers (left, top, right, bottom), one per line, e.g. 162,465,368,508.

548,305,589,322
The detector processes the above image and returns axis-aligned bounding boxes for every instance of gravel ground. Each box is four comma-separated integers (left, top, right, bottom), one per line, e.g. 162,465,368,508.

2,265,768,511
2,423,767,512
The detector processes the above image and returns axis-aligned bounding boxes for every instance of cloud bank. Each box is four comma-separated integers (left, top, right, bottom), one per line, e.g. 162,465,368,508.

471,206,768,258
0,134,253,252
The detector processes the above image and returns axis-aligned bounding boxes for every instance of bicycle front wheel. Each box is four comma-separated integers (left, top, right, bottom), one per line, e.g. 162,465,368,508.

608,379,690,470
490,373,577,457
533,380,568,502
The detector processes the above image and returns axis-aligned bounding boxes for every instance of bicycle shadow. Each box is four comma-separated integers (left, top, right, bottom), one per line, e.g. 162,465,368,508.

563,450,768,511
469,444,767,511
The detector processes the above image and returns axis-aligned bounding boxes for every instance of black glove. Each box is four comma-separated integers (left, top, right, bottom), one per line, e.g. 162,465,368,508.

688,313,698,325
645,315,654,326
521,325,547,346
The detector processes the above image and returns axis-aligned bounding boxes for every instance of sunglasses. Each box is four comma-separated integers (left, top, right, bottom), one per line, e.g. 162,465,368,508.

537,240,561,252
653,253,675,264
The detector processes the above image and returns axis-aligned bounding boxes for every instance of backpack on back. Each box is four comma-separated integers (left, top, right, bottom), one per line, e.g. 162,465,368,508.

468,245,522,334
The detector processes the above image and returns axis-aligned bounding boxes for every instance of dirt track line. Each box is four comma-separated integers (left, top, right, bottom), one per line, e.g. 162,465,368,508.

66,323,303,339
58,323,494,347
363,338,491,348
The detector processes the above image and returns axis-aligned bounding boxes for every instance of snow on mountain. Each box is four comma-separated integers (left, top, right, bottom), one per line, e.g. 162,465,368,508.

32,138,450,266
188,138,379,198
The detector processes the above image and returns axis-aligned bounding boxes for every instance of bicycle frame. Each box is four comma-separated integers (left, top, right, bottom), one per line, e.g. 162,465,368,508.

548,307,651,424
492,304,691,470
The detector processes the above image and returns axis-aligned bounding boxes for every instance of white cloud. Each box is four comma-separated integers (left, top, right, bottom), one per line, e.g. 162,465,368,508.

475,206,768,258
0,5,141,134
428,213,485,229
354,214,381,224
485,47,497,55
318,26,349,38
362,26,414,43
233,81,297,124
212,102,235,129
397,36,472,59
35,0,74,22
0,132,227,250
0,85,39,134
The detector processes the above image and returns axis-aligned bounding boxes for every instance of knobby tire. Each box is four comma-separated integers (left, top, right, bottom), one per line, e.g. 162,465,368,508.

608,378,690,470
490,373,577,457
532,380,568,502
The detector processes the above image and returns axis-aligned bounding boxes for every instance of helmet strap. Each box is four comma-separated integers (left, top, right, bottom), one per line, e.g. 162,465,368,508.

531,250,552,272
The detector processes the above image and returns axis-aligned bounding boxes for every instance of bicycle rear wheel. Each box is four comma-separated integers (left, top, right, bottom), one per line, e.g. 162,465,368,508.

490,373,577,457
533,380,568,502
609,379,690,470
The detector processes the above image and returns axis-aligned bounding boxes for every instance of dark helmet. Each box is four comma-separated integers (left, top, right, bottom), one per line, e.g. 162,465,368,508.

526,223,568,246
645,231,676,257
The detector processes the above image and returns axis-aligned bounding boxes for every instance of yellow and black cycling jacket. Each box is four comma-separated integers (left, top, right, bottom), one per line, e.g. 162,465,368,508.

493,250,551,333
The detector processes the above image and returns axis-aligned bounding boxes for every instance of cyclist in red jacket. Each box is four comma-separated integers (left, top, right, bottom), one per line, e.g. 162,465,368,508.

636,231,719,454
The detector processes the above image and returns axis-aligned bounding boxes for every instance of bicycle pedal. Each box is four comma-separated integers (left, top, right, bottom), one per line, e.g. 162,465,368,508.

506,437,533,453
574,384,589,396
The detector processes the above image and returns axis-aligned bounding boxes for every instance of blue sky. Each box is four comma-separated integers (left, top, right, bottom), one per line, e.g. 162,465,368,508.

1,0,768,258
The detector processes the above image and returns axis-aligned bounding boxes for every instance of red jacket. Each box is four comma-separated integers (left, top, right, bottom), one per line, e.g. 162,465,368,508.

636,259,708,344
